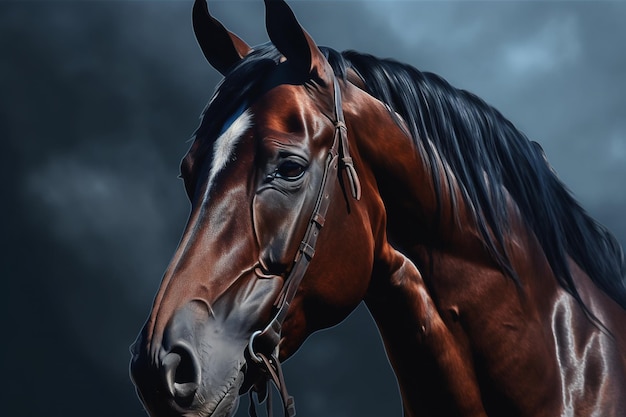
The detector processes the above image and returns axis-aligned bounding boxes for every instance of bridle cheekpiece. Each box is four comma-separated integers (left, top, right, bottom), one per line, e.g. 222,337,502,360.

246,76,360,417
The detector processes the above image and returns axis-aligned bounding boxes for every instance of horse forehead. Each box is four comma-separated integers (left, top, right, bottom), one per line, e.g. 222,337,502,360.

252,85,329,135
205,107,253,194
204,85,327,191
204,87,313,193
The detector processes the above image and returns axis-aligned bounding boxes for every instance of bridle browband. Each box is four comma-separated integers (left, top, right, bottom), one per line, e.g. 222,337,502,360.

246,76,361,417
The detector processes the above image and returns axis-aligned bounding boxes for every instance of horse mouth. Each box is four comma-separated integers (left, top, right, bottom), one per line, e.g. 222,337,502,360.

194,369,245,417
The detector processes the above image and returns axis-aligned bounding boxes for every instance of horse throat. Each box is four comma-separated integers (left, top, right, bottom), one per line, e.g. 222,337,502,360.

365,249,488,417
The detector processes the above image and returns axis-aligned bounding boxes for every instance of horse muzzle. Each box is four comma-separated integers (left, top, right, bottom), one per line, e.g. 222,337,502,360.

130,301,249,417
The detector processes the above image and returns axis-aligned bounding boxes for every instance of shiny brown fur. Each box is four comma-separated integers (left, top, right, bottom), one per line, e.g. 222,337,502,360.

130,1,626,416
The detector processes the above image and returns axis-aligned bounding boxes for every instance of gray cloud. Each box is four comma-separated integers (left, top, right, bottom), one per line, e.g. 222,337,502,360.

367,1,626,216
3,1,624,417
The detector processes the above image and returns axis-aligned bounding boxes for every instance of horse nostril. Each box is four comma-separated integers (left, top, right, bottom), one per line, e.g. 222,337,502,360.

161,345,201,406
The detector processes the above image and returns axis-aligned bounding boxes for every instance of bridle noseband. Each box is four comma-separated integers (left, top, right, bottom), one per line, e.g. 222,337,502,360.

246,76,361,417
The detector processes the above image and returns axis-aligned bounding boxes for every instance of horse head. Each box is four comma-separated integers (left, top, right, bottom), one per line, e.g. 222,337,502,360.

130,1,393,416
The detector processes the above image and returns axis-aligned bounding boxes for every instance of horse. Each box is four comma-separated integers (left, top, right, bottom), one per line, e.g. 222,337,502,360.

130,1,626,416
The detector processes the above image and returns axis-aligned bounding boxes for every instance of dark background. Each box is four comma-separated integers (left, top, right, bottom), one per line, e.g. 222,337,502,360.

2,1,625,416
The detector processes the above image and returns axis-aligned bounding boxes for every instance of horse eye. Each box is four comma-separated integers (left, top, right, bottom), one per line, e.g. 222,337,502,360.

274,160,306,181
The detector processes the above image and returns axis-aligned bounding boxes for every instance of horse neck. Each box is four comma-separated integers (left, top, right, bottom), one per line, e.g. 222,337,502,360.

345,81,480,255
345,82,626,415
346,84,569,416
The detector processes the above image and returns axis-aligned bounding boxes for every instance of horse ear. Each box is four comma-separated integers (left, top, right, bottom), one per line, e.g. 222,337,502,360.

264,0,332,83
193,0,252,75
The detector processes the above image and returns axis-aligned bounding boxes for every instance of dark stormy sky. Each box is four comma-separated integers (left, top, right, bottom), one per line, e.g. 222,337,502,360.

2,1,625,417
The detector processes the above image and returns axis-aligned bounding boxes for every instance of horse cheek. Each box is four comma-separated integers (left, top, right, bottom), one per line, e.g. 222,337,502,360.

252,191,307,272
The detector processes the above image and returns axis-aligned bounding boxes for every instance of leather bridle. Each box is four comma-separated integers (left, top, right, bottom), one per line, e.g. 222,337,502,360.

245,76,361,417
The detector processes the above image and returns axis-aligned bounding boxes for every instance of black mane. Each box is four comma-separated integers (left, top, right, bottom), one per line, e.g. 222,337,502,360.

198,43,626,312
325,48,626,312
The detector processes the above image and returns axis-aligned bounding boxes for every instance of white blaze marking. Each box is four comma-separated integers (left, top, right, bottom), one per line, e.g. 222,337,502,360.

205,108,252,194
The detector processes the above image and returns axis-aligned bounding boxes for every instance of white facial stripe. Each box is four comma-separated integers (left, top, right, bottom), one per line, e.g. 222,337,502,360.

205,108,252,194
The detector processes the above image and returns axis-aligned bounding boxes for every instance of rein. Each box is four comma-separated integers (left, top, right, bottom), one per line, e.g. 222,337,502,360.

246,77,361,417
